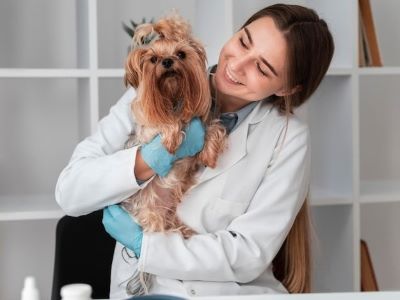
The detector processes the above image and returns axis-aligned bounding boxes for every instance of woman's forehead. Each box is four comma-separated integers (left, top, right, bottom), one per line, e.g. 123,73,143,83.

245,17,287,71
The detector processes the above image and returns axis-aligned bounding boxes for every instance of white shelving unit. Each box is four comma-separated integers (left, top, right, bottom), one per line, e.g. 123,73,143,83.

1,0,399,299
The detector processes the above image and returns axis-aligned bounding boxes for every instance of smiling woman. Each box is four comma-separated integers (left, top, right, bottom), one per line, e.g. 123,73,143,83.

213,16,289,112
56,3,334,299
213,6,334,116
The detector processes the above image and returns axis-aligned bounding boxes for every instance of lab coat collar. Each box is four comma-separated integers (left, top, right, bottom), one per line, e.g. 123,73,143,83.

198,100,274,184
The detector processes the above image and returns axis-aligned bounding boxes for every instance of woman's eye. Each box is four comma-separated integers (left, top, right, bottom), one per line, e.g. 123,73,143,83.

150,56,158,64
257,63,268,77
177,51,186,59
239,37,248,49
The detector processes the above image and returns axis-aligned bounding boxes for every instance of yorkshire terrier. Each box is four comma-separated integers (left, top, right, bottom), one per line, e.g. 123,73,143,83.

122,14,227,240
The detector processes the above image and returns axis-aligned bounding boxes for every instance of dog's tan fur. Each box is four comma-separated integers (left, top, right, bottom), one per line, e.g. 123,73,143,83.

123,14,227,239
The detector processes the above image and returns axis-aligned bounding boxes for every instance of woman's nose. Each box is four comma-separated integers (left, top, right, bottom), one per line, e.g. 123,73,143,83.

230,55,249,74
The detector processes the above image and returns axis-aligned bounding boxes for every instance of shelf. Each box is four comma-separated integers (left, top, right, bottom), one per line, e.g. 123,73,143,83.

0,69,91,78
0,195,63,221
97,69,125,78
311,205,354,292
309,185,353,206
358,67,400,75
361,202,400,290
309,180,353,207
0,68,126,78
0,78,89,213
0,0,86,69
310,195,353,207
360,180,400,203
359,76,400,193
307,76,354,200
326,68,354,76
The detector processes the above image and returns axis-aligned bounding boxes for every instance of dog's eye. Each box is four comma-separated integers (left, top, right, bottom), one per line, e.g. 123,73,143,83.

150,56,158,64
177,51,186,60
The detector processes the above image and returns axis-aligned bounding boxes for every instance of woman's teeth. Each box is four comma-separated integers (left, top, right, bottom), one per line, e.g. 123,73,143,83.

226,68,242,85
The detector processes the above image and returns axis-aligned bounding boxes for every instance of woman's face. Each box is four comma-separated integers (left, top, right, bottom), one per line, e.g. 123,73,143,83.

214,16,288,112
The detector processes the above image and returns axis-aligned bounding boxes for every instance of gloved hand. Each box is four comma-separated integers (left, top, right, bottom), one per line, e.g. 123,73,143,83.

140,117,205,177
102,205,143,258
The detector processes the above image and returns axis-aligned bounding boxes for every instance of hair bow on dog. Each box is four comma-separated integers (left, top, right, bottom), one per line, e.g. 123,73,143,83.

142,29,160,45
123,18,161,50
134,27,162,50
130,27,160,50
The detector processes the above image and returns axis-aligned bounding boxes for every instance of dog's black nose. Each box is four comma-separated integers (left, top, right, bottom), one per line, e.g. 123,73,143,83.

162,58,174,69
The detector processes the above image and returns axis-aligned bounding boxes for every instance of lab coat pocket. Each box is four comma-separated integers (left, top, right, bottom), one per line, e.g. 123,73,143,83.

205,197,248,231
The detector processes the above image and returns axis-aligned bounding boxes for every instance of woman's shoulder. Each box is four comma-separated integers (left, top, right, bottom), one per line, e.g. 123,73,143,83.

287,111,309,136
119,87,137,104
256,101,309,136
111,87,137,120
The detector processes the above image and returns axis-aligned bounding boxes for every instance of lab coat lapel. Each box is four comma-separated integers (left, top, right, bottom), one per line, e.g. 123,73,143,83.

198,101,273,184
198,119,249,183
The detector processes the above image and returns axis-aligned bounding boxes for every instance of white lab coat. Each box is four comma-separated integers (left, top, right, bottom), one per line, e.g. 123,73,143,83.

55,87,310,298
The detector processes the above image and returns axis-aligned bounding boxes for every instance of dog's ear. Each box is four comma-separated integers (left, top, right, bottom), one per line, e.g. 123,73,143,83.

124,49,144,88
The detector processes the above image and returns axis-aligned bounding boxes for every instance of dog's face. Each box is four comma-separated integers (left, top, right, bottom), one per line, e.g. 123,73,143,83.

124,16,211,125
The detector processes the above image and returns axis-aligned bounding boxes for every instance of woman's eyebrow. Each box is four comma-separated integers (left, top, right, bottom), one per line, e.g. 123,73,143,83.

244,27,278,77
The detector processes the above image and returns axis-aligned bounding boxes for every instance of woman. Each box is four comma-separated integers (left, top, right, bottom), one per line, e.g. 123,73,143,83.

56,4,334,298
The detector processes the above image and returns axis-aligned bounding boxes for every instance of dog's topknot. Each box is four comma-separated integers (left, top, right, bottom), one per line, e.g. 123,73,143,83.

131,10,192,50
156,10,192,39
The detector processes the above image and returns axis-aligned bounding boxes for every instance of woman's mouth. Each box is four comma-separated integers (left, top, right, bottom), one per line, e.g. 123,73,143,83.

224,66,243,85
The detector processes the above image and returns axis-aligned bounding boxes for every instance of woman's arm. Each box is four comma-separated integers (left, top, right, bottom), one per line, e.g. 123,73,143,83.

135,150,155,181
55,88,153,216
137,119,310,283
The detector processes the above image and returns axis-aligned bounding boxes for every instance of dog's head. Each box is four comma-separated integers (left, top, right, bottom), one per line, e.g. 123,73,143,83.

124,14,210,126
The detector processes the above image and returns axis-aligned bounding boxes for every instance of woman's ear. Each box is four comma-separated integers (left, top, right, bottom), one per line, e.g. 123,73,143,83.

275,85,302,97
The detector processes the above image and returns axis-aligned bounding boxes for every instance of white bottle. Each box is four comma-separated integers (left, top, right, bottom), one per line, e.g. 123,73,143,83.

21,276,40,300
60,283,92,300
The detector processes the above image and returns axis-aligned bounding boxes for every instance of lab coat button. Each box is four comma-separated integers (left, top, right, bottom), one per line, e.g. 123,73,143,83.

190,289,196,295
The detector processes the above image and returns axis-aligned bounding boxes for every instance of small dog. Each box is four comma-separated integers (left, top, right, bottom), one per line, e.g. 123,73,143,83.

122,14,227,239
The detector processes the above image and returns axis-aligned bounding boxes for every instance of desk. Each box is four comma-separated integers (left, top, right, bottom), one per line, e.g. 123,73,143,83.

104,291,400,300
187,291,400,300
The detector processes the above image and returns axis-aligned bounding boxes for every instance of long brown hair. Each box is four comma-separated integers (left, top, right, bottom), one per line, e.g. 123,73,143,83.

241,4,334,293
272,198,313,293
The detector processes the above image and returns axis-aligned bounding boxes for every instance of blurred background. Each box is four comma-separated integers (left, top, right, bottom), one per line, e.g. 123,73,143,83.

0,0,399,299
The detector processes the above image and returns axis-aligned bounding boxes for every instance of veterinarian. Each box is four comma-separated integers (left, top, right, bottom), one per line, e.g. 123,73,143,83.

56,4,334,298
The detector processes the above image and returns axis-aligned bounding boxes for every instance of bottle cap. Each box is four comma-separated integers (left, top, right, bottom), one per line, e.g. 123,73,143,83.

21,276,40,300
60,283,92,299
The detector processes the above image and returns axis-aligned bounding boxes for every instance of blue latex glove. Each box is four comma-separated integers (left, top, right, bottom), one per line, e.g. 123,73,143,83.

140,117,205,177
102,205,143,258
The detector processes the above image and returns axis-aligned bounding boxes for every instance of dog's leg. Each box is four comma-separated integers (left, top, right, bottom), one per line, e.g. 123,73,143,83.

161,124,183,154
123,178,168,232
164,159,199,238
127,158,199,239
198,123,227,168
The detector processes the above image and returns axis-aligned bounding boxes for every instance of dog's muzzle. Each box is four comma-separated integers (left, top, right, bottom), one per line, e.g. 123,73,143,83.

162,58,174,69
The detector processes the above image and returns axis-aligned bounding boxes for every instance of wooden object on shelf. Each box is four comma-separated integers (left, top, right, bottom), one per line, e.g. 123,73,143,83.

359,0,382,66
360,239,379,291
359,10,370,67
